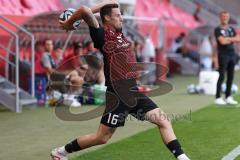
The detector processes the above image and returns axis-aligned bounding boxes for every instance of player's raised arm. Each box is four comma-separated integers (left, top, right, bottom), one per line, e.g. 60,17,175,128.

60,0,119,30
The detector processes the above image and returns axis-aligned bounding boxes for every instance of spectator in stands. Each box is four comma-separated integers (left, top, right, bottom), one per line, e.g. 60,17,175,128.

84,55,105,85
34,41,47,75
198,36,213,70
82,40,105,85
142,35,155,62
176,41,200,63
65,42,89,80
134,41,143,62
193,2,202,22
84,40,95,54
41,39,56,74
49,45,88,107
171,32,186,53
141,35,156,85
54,46,64,66
73,42,84,56
35,41,45,60
84,40,103,60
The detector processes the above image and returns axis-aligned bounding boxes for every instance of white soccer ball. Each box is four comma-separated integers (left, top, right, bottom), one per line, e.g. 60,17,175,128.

187,84,196,94
73,20,82,30
221,83,239,94
59,8,82,30
232,84,238,94
59,8,76,22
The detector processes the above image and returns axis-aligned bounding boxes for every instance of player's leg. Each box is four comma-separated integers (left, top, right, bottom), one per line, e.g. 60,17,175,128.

129,94,190,160
145,108,190,160
225,58,238,104
145,108,176,143
51,88,125,159
215,55,227,105
67,124,116,150
51,124,116,160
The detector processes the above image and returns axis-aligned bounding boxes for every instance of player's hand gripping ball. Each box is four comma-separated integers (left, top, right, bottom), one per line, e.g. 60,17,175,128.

59,8,81,30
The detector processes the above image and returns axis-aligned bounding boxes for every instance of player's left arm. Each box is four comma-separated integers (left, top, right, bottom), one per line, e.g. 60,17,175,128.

228,35,240,43
227,27,240,43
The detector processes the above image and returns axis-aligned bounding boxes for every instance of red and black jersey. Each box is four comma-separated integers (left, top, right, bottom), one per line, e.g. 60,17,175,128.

89,25,138,86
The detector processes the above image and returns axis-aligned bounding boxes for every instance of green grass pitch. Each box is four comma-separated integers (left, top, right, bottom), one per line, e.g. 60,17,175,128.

72,96,240,160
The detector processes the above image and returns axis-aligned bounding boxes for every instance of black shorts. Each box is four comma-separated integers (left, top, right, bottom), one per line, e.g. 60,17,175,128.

101,79,158,128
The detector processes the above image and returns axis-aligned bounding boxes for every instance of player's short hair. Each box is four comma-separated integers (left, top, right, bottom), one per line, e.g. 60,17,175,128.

100,4,119,23
219,11,229,16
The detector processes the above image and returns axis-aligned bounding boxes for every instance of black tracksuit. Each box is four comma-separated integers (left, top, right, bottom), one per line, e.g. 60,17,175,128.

214,25,237,98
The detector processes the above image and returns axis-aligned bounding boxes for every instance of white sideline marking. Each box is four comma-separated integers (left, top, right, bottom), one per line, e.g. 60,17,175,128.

222,145,240,160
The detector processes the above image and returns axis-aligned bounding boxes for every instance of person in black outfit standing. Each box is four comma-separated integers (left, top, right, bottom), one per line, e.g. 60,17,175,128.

214,11,240,105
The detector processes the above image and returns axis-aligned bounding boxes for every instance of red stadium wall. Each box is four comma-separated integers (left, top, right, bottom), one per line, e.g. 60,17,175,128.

0,0,63,76
135,0,200,48
0,0,63,16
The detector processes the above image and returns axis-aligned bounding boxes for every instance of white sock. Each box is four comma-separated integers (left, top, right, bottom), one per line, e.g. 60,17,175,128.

58,146,68,156
177,154,190,160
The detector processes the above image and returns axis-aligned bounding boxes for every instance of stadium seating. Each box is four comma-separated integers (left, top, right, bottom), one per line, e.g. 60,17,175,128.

134,0,200,49
135,0,200,28
192,0,239,24
0,0,63,16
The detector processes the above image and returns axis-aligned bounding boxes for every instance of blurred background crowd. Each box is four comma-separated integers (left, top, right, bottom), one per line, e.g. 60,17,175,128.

0,0,240,111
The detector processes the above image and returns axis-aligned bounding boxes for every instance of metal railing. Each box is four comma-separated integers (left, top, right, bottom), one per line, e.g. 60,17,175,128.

0,15,35,97
0,24,20,112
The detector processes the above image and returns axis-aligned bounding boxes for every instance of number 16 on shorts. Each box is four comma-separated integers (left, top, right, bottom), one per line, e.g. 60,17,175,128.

107,113,119,125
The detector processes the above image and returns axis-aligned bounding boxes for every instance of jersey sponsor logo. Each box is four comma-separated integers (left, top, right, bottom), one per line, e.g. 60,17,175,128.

221,29,226,36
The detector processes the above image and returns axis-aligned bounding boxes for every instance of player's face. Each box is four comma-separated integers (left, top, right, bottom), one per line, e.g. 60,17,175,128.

109,8,123,31
220,13,230,25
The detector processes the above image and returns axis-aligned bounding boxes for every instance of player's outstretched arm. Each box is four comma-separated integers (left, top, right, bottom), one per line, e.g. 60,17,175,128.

60,0,119,30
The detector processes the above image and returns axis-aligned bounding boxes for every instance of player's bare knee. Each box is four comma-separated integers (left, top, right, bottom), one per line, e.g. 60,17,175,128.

152,112,171,128
155,115,172,129
147,109,170,127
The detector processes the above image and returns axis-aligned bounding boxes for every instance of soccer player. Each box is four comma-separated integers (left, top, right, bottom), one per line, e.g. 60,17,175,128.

51,1,190,160
214,11,240,105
